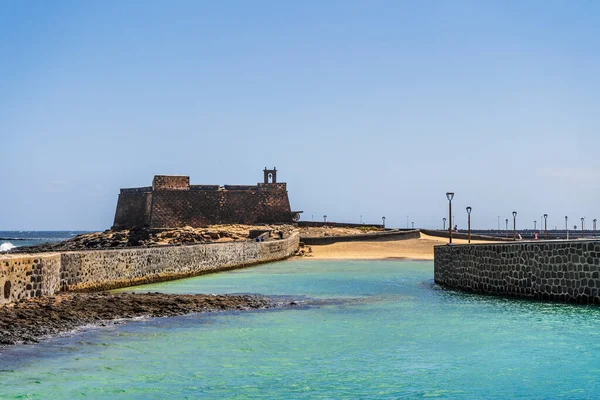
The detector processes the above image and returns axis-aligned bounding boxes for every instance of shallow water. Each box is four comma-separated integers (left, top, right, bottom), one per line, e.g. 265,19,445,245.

2,259,600,399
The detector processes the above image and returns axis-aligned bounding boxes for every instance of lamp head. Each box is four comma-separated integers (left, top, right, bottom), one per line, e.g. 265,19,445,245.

466,206,472,214
446,192,454,201
544,214,548,219
512,211,517,218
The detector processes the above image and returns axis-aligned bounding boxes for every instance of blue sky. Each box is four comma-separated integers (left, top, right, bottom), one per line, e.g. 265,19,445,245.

2,0,599,230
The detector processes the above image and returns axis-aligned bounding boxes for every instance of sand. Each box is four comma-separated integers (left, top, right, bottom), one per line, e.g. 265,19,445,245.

303,234,495,261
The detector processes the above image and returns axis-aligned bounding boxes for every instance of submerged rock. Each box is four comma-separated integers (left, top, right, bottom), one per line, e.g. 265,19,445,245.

0,292,273,346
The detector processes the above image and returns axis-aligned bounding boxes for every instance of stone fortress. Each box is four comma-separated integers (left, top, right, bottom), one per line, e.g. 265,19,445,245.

113,168,299,229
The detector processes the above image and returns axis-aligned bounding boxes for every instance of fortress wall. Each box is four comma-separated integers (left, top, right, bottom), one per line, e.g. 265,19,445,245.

0,253,61,304
150,190,222,227
149,188,292,228
60,232,300,292
113,191,151,229
0,234,300,303
434,240,600,304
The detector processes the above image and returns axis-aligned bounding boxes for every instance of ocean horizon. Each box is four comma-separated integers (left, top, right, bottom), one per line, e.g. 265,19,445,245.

0,231,91,252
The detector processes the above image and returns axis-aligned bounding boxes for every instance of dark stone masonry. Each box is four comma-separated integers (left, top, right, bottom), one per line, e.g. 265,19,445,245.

113,168,295,229
434,240,600,304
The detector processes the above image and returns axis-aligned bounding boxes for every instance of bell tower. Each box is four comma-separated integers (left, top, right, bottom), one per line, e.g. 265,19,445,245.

263,167,277,184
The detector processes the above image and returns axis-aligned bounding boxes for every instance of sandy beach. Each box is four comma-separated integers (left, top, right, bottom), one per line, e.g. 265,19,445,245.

304,233,494,260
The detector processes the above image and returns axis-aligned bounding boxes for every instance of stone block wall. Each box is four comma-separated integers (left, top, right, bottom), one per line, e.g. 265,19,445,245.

152,175,190,190
113,175,293,229
0,233,299,303
0,254,61,304
301,229,420,245
60,232,299,292
113,191,152,228
146,186,292,228
434,240,600,304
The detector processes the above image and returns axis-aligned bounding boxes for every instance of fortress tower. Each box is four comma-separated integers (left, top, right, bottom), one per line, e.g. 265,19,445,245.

112,168,294,229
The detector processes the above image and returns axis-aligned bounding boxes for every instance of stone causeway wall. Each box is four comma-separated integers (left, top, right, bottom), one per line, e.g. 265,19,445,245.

0,233,299,304
434,240,600,304
301,229,420,245
1,253,62,305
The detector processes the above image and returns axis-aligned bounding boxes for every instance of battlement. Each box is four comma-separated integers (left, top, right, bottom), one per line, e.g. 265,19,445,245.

152,175,190,191
113,168,293,229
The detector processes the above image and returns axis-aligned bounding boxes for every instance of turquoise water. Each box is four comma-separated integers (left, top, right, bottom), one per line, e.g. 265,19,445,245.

2,259,600,399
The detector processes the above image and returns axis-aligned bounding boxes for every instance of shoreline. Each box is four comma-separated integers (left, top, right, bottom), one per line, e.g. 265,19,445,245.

0,292,279,347
301,234,498,261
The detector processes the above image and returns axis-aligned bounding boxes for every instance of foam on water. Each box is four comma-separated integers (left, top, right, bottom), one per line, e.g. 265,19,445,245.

0,242,15,252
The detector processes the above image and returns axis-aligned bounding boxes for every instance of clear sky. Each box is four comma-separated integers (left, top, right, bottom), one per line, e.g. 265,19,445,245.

2,0,599,231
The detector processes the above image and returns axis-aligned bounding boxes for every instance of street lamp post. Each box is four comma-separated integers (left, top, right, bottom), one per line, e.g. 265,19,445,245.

543,214,548,239
513,211,517,241
382,216,386,229
594,219,597,237
443,217,446,230
565,216,569,240
466,206,472,243
446,192,454,244
581,217,585,238
323,215,327,224
360,215,362,224
411,221,414,229
534,220,537,231
505,219,509,238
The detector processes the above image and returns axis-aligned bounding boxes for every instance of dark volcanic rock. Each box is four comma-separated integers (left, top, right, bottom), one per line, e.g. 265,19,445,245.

0,292,273,346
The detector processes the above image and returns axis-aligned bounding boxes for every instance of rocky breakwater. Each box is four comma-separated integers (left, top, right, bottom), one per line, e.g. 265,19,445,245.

0,292,274,346
8,224,297,253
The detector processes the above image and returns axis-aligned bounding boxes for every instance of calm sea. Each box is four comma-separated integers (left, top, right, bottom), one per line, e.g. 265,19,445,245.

2,259,600,399
0,231,89,252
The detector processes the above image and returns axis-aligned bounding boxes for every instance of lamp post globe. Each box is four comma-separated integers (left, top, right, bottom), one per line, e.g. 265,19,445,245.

446,192,454,244
466,206,472,243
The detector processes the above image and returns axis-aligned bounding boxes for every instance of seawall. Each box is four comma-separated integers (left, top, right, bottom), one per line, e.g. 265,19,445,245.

434,240,600,304
1,233,299,304
301,229,420,245
420,229,512,242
